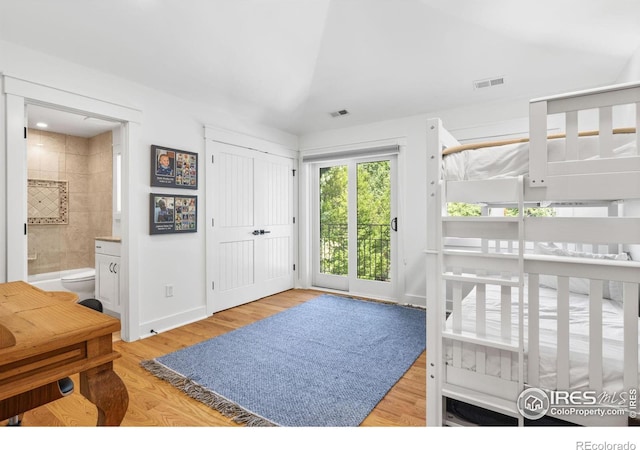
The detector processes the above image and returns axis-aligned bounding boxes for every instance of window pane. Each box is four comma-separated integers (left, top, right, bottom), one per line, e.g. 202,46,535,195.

319,165,348,276
357,160,390,282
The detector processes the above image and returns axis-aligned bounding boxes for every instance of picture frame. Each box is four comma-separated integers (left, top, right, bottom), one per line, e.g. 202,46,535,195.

150,194,198,234
150,145,198,189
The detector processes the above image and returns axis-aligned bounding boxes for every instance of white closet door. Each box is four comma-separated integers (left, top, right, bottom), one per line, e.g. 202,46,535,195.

207,142,294,313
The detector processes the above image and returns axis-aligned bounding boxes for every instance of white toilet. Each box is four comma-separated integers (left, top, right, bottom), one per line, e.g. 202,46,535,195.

61,269,96,301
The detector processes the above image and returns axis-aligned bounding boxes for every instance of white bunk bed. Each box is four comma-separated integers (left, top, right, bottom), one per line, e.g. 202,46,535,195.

426,81,640,427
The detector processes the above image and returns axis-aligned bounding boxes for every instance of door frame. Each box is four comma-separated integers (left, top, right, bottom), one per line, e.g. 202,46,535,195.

310,154,399,301
2,74,142,341
204,125,298,315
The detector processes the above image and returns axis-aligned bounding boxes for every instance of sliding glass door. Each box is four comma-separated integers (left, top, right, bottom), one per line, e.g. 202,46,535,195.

313,156,396,300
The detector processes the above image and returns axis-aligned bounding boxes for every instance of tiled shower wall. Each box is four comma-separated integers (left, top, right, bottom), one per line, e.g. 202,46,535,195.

27,128,113,275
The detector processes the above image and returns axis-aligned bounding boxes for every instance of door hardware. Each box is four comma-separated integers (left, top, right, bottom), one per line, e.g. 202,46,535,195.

252,229,272,235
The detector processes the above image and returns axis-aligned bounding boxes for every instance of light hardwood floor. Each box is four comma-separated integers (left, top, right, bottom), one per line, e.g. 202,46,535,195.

2,289,426,427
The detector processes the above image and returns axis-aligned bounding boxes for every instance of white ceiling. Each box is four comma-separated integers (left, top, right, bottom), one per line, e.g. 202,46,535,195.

27,105,120,138
2,0,640,137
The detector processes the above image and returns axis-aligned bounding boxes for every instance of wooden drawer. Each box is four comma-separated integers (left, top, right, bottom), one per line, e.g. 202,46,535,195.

95,240,120,256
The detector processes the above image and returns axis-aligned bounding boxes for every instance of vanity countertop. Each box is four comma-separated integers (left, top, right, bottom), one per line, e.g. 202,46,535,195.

95,236,121,243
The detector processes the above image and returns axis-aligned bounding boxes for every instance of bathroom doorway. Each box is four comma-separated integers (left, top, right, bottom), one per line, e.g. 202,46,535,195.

25,105,121,294
3,74,142,341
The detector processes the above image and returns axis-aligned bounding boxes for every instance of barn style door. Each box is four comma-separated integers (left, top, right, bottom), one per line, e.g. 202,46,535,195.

207,141,294,313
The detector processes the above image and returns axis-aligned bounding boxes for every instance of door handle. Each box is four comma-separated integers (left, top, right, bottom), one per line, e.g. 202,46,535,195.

391,217,398,232
252,229,271,235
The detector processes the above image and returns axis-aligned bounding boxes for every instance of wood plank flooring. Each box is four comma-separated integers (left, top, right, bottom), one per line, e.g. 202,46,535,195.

1,289,425,427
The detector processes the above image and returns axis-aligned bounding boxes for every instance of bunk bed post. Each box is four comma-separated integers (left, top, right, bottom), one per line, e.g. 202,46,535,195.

529,99,548,188
426,118,444,426
516,176,525,426
623,282,639,399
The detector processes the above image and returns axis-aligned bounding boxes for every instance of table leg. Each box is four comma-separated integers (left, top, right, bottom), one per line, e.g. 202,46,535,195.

80,363,128,426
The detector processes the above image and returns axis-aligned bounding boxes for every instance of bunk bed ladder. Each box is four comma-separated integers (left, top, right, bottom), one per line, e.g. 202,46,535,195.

427,117,527,426
441,177,527,426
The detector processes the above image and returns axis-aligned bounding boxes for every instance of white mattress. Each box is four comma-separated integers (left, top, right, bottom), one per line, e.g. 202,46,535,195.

445,283,640,393
443,133,637,181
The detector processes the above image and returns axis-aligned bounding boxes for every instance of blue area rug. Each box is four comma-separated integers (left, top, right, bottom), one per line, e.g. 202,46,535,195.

141,294,426,427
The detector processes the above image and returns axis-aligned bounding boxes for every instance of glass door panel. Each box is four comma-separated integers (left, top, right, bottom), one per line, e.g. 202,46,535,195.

356,160,391,282
319,166,348,276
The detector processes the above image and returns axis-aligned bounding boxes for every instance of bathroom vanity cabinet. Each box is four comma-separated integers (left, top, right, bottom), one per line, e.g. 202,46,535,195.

95,238,121,314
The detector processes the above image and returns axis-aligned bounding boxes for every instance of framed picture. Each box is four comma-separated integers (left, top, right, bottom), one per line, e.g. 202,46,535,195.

150,194,198,234
151,145,198,189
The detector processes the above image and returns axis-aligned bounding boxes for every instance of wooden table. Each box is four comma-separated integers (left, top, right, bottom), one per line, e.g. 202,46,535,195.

0,281,128,425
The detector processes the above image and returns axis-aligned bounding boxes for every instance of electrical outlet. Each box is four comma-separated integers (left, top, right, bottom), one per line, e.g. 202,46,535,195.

165,284,174,297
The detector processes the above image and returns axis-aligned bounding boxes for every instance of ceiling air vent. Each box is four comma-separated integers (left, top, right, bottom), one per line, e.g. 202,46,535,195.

473,76,505,90
330,109,350,118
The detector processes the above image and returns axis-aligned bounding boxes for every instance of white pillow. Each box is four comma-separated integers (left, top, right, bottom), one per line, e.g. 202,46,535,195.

534,243,629,302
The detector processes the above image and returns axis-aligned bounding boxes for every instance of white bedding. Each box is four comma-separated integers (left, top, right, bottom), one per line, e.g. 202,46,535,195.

443,133,637,181
445,282,640,393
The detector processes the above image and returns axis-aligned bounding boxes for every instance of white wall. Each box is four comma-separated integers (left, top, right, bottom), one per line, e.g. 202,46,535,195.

0,40,297,339
616,44,640,83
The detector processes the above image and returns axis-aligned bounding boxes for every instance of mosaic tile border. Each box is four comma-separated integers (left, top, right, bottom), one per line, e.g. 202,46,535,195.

27,179,69,225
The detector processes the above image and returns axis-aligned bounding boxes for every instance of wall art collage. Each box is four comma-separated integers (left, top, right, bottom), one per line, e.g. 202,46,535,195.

150,145,198,234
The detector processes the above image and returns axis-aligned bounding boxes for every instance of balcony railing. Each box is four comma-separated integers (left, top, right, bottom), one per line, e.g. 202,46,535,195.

320,223,390,282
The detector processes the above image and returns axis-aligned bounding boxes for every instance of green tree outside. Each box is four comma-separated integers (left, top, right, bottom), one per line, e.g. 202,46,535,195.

319,161,391,281
319,165,349,275
447,202,555,217
357,161,391,280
